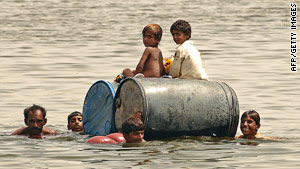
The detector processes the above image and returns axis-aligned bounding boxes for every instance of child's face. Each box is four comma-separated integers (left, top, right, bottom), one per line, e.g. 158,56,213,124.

68,115,83,132
240,115,260,137
171,30,189,45
143,30,160,47
124,130,144,143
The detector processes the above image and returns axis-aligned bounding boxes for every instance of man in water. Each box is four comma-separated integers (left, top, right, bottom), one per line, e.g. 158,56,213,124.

67,111,83,132
12,104,56,137
122,117,146,143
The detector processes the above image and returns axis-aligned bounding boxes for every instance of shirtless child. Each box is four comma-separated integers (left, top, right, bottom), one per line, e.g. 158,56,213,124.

235,110,264,139
115,24,165,82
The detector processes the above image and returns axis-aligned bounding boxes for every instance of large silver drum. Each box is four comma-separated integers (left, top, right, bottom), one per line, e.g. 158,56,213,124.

114,78,239,139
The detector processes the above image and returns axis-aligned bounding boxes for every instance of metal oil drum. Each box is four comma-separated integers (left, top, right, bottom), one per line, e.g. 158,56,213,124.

113,78,239,139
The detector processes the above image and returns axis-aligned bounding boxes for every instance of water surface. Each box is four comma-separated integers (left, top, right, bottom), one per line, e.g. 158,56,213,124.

0,0,299,168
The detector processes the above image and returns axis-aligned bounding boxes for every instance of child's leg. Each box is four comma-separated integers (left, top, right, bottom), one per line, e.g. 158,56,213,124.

123,68,134,77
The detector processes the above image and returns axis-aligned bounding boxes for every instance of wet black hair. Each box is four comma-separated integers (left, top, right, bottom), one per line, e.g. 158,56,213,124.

122,117,145,134
24,104,47,119
142,24,163,41
170,20,192,39
241,110,260,125
67,111,82,125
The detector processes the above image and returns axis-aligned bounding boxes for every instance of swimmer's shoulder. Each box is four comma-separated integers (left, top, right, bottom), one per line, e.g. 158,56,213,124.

255,132,263,138
256,132,277,140
42,126,57,135
12,126,28,135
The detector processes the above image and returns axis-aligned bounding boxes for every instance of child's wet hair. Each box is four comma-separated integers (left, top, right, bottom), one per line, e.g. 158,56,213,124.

170,20,192,39
67,111,82,125
122,117,145,134
142,24,162,41
241,110,260,125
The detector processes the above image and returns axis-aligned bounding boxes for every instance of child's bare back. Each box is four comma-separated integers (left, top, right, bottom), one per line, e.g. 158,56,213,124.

135,47,164,77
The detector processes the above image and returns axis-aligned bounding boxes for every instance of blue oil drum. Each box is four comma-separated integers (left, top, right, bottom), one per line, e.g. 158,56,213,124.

113,78,239,139
83,80,119,136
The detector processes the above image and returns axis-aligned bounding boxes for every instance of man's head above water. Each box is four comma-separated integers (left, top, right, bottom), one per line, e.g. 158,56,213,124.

12,104,56,137
23,104,47,136
122,117,146,143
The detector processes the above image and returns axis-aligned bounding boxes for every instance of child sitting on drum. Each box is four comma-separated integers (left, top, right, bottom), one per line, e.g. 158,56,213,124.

115,24,165,83
168,20,208,80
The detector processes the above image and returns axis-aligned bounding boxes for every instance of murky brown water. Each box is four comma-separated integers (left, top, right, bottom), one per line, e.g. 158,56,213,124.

0,0,299,168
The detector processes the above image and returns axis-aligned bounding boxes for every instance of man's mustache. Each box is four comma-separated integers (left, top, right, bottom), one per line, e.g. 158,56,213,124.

31,127,41,130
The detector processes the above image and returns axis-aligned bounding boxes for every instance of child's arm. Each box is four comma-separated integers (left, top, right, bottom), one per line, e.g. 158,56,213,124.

162,65,166,76
169,50,183,78
134,47,151,74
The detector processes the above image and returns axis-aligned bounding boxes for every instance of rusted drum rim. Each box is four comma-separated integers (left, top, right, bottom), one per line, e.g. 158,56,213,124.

113,78,149,131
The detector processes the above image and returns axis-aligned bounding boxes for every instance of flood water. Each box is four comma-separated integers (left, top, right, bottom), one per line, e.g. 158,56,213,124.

0,0,299,168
